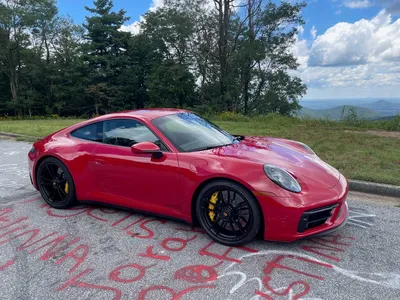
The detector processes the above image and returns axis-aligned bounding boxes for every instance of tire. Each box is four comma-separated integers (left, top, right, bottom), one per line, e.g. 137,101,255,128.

36,157,77,209
196,180,262,246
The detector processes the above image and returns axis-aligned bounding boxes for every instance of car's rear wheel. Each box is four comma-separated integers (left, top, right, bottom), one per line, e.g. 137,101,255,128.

37,157,77,209
196,180,261,246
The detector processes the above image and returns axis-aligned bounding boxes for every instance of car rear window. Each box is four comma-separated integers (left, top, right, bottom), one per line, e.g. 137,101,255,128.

70,122,103,142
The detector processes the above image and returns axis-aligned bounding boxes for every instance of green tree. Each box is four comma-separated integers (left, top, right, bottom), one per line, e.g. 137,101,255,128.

121,33,162,109
0,0,34,115
0,0,308,118
50,19,87,116
83,0,131,113
228,1,307,115
148,59,196,108
140,6,199,108
0,0,61,116
165,0,219,107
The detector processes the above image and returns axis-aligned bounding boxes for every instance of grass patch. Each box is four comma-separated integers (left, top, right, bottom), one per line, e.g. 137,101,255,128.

1,116,399,186
0,119,85,137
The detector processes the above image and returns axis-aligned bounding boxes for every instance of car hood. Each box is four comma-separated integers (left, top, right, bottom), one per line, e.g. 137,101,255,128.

205,136,340,188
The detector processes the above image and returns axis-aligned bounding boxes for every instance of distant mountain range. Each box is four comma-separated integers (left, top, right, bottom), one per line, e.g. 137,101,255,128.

298,99,400,120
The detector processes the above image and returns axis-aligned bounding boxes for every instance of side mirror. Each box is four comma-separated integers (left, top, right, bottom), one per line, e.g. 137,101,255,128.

131,142,163,159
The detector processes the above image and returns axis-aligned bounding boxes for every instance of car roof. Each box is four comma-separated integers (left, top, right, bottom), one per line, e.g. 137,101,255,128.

122,108,190,119
96,108,189,121
62,109,190,134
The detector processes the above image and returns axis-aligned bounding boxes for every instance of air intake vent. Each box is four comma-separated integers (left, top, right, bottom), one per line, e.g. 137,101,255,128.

297,204,338,233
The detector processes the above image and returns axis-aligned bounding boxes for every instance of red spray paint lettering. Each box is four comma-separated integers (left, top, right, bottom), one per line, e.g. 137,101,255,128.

138,246,170,261
199,241,258,263
56,244,89,273
0,259,15,271
161,235,197,252
256,280,310,300
127,219,167,239
138,284,216,300
174,262,222,284
58,268,122,300
300,234,355,262
109,263,156,283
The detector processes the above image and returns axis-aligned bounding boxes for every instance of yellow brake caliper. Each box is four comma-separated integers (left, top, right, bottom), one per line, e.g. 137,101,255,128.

208,192,219,222
64,182,69,194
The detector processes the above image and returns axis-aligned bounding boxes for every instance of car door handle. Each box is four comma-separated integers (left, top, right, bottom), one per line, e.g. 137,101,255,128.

94,159,106,165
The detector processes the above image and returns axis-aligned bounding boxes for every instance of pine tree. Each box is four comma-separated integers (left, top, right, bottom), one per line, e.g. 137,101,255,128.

83,0,131,113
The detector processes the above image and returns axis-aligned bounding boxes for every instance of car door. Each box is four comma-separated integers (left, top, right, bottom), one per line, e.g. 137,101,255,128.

92,118,181,218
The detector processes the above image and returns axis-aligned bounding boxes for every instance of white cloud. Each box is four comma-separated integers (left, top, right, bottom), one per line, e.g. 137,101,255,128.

120,0,215,35
297,26,305,36
343,0,373,9
310,25,317,39
308,10,400,67
120,0,165,35
120,0,240,35
120,20,141,35
291,10,400,98
292,41,309,73
149,0,165,11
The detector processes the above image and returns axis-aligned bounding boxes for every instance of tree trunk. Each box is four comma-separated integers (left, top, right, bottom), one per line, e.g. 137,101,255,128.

9,73,18,116
45,36,50,64
215,0,231,111
243,0,257,115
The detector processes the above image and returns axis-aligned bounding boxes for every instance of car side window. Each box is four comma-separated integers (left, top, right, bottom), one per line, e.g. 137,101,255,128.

103,119,168,151
71,122,103,142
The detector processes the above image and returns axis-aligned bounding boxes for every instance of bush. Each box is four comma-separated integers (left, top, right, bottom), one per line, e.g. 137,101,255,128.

91,113,100,119
385,115,400,131
215,111,250,122
0,114,84,121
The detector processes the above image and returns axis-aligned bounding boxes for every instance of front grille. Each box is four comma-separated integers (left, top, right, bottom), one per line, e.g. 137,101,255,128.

297,204,338,233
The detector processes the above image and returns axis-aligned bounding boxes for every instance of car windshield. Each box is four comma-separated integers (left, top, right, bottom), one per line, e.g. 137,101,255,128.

152,113,235,152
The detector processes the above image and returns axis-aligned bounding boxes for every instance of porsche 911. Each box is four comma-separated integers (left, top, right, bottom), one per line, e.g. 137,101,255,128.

28,109,349,246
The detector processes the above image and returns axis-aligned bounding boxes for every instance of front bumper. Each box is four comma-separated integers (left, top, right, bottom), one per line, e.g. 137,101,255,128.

304,204,349,239
256,174,349,242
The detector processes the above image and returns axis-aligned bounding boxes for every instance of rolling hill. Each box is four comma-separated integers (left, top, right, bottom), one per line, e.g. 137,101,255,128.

297,105,381,120
358,100,400,117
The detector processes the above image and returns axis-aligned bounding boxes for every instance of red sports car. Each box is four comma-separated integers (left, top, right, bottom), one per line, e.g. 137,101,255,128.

28,109,349,246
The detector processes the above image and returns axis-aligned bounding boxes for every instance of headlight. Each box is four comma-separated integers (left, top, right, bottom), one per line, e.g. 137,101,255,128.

264,164,301,193
298,142,316,155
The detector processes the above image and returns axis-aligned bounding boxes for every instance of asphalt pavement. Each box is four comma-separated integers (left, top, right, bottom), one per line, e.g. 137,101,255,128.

1,139,400,300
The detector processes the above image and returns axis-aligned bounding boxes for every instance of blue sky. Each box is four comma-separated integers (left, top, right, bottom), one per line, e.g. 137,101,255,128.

58,1,391,33
58,0,150,24
58,0,400,100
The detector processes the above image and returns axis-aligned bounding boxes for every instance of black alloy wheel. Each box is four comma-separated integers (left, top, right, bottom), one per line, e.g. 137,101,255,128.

196,180,261,246
37,157,76,209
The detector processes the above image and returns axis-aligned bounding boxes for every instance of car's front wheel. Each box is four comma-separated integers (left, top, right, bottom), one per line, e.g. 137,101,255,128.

196,180,262,246
37,157,77,209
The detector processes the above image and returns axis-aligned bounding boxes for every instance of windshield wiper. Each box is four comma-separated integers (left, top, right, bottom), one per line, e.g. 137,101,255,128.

233,135,245,141
191,143,234,152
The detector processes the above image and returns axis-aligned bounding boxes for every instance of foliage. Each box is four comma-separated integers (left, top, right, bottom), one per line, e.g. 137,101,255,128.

0,0,307,117
215,111,251,122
